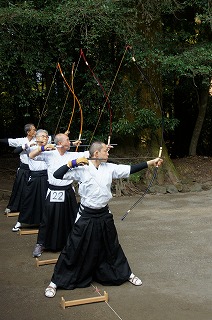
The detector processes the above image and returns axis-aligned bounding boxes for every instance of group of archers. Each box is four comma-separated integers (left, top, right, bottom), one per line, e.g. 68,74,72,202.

0,123,163,298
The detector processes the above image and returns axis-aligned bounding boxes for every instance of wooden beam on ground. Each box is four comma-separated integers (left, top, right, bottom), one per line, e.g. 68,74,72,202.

61,291,109,309
36,257,58,267
18,229,39,235
6,212,19,217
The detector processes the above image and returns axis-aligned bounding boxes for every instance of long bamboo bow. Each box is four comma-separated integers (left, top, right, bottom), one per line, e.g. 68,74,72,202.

80,47,130,146
57,62,83,144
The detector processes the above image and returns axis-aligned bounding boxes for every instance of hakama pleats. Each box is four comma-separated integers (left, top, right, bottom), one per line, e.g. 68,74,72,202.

7,163,30,212
19,170,48,225
37,184,78,252
52,205,131,289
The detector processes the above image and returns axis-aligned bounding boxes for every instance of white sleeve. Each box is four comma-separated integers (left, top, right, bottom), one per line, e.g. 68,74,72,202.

74,150,90,158
110,163,131,179
63,166,83,182
8,138,26,147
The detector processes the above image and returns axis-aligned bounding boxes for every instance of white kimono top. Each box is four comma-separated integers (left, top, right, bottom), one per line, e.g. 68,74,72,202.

34,149,90,186
62,161,130,209
8,137,36,165
27,146,48,171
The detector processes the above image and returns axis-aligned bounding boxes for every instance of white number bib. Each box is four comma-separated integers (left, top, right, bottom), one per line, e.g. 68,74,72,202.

50,190,65,202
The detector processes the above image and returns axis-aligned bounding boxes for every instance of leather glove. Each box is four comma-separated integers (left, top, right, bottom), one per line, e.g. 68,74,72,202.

67,157,89,168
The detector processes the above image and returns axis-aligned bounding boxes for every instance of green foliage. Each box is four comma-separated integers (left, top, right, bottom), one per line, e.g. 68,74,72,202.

157,0,212,81
158,43,212,82
129,172,143,184
112,109,158,136
112,108,179,137
0,0,211,154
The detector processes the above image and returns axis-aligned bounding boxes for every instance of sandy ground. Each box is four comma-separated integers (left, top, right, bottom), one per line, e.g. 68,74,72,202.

0,188,212,320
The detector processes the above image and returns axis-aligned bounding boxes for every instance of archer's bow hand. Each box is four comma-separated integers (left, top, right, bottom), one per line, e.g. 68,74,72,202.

45,144,56,151
107,144,114,150
147,157,163,168
67,157,89,168
72,140,82,147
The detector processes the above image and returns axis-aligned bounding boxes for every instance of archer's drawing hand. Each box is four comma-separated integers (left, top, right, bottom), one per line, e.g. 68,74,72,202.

67,157,89,168
43,144,56,151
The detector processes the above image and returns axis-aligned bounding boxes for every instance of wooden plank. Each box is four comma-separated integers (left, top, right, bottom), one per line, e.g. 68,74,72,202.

61,291,109,309
18,229,39,235
6,212,19,217
36,258,58,267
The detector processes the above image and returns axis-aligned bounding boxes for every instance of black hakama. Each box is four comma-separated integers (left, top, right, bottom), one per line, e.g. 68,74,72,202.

18,170,48,225
51,205,131,289
37,184,78,252
7,163,30,212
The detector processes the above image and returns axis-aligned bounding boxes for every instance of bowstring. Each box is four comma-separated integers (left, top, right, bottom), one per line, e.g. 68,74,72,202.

54,73,72,136
80,49,112,146
67,62,76,133
81,46,130,146
54,53,82,136
37,65,58,129
57,63,83,144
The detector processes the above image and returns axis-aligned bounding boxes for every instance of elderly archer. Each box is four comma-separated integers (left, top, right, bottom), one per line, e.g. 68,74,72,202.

28,133,89,258
44,140,163,298
0,123,37,215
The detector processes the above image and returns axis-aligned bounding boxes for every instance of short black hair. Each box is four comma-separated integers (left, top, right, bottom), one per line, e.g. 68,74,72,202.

89,141,104,157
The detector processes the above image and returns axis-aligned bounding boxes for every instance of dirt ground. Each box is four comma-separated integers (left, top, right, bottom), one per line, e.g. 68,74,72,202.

0,155,212,320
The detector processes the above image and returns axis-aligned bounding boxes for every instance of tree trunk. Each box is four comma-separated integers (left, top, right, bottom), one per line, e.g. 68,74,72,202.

113,4,185,189
147,132,182,188
189,83,209,156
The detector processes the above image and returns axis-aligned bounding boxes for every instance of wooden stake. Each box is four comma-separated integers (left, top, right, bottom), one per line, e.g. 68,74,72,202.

18,229,39,235
61,291,109,309
6,212,19,217
36,258,58,267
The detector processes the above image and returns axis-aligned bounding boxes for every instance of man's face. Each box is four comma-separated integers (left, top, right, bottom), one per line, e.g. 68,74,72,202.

59,135,71,150
97,144,109,162
36,132,48,145
28,126,36,137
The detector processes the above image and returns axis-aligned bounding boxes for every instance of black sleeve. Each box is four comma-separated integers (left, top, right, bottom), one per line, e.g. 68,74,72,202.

0,138,9,144
130,162,148,174
13,146,24,154
53,165,70,179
